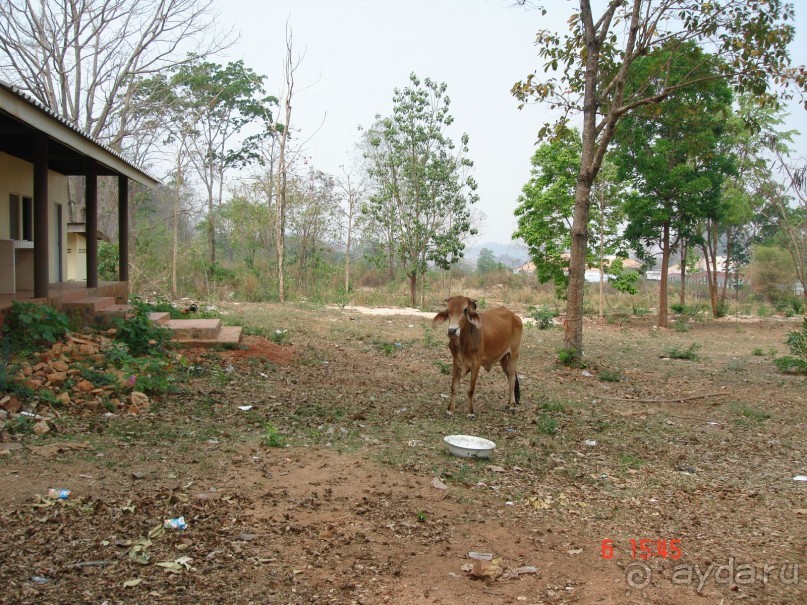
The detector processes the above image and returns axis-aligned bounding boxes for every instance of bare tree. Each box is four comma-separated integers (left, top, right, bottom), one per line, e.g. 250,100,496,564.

337,163,367,295
0,0,231,151
272,25,306,303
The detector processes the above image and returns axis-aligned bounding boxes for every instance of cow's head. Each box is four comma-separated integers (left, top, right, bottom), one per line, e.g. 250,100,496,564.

433,296,481,338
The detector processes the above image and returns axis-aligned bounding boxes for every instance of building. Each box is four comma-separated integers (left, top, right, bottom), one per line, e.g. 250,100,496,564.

0,80,159,313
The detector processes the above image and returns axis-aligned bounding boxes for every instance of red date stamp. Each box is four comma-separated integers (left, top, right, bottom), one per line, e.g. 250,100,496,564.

601,538,683,560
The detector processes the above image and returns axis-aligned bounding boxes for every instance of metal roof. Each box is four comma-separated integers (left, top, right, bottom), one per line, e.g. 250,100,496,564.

0,80,161,187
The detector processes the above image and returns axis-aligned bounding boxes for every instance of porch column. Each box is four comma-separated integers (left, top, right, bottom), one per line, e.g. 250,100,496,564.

85,159,98,288
33,134,49,298
118,175,129,282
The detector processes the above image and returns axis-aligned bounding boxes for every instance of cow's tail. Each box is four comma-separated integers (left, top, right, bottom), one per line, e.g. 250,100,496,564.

514,374,521,405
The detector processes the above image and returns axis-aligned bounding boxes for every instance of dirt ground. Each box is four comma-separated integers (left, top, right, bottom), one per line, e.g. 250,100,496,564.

0,302,805,605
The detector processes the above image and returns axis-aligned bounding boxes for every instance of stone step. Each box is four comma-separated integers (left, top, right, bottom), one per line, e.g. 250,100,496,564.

63,296,116,312
171,326,243,348
96,304,134,319
148,311,171,325
165,318,222,340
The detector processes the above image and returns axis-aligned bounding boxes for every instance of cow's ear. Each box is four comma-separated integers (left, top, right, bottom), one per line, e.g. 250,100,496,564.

432,311,449,327
467,310,482,328
470,299,478,310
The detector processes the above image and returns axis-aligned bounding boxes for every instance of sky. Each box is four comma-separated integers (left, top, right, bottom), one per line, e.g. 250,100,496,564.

213,0,807,247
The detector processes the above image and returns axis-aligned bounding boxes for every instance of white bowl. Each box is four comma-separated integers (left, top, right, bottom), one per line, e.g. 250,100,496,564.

443,434,496,459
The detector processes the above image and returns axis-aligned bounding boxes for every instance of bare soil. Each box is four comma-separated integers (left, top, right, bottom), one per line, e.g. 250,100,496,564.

0,302,805,605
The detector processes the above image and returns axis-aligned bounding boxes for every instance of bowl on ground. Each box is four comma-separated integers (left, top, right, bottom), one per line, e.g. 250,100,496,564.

443,434,496,459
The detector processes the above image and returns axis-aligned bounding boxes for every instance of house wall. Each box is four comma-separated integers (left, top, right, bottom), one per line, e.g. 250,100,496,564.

0,150,69,285
67,232,87,281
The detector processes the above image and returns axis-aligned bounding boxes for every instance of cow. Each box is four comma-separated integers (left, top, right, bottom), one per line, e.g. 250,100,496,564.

432,296,523,416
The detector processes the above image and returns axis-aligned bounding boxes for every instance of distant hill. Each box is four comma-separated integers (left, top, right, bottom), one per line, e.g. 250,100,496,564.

464,242,530,269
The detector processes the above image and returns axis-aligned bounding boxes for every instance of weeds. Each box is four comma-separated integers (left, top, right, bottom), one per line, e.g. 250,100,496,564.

598,369,623,382
773,318,807,375
529,306,557,330
665,343,701,361
261,423,286,448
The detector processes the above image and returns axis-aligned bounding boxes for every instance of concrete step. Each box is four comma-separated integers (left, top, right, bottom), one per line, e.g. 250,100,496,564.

171,326,242,348
165,318,222,340
97,304,134,319
148,311,171,325
63,296,116,312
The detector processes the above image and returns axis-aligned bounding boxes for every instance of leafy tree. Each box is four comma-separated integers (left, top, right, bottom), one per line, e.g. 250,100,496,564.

614,44,737,326
513,0,806,359
513,128,625,306
514,129,581,294
749,245,796,303
476,248,504,274
164,59,277,284
363,73,478,306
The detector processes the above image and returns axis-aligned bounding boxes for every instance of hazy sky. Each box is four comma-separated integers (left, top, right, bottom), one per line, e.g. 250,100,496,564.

215,0,807,246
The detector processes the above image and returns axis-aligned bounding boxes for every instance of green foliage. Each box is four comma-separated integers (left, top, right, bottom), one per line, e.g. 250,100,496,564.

2,302,69,351
270,330,289,345
751,348,764,356
529,305,557,330
98,241,120,282
665,343,701,361
619,453,645,470
435,360,451,375
606,259,639,295
513,128,580,293
748,245,797,304
261,423,287,448
476,248,505,274
535,414,558,435
598,369,623,383
733,403,771,423
362,73,478,304
773,318,807,375
113,311,172,357
556,347,583,367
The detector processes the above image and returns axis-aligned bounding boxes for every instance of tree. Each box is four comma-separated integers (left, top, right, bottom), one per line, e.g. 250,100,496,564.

336,163,367,295
364,73,478,306
476,248,504,274
614,44,736,326
513,129,581,295
766,146,807,300
0,0,229,152
164,59,276,285
513,0,806,359
513,128,625,307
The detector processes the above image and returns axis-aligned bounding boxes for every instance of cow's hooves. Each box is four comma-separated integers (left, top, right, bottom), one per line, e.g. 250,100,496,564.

445,411,454,418
467,413,476,420
508,406,518,414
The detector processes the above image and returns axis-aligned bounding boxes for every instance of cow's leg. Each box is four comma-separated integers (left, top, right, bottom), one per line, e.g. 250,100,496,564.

467,362,481,417
510,346,521,407
499,353,516,407
447,359,462,415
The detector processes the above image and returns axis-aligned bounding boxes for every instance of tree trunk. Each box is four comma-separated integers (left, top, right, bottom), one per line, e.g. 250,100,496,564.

598,192,605,321
408,273,417,307
720,227,733,306
679,242,686,307
658,221,671,328
565,179,593,352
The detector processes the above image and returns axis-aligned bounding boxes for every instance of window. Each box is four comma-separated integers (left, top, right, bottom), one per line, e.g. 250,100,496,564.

22,196,32,241
8,194,33,241
9,194,19,239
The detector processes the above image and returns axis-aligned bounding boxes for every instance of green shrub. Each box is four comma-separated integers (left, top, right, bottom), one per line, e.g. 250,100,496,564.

529,305,557,330
2,302,69,351
113,311,171,357
773,317,807,375
557,347,583,367
262,423,286,447
598,369,623,382
665,343,701,361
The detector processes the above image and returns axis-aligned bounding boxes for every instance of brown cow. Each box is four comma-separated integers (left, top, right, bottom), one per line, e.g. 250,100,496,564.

433,296,522,416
